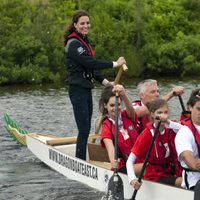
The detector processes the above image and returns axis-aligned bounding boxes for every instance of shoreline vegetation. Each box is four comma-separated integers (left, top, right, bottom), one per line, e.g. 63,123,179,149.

1,0,200,85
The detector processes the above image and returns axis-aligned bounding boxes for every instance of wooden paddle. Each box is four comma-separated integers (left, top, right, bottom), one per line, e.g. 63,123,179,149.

114,64,128,84
131,118,162,200
94,64,128,138
102,92,124,200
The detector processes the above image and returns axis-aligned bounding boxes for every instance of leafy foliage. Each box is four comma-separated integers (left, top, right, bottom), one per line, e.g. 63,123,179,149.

77,0,200,77
0,0,200,85
0,0,75,84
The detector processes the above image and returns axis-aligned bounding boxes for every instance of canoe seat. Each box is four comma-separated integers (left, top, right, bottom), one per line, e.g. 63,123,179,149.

46,134,100,146
88,143,111,170
88,143,110,162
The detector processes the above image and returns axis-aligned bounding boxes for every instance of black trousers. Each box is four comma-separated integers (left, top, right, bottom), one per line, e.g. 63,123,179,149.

69,85,92,160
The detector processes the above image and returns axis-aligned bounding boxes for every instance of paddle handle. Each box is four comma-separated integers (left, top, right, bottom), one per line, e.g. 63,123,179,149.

178,95,186,112
131,120,162,200
122,64,128,71
114,64,128,85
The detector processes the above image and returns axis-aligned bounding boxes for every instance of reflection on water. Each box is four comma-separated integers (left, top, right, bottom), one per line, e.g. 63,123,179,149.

0,78,199,199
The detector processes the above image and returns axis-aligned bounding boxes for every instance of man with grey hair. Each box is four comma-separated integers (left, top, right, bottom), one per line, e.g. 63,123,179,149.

133,79,184,133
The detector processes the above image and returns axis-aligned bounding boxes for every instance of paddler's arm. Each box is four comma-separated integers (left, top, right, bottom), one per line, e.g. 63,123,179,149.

180,151,200,171
114,84,136,121
126,153,142,190
103,138,118,169
133,104,149,118
165,120,183,133
162,86,184,101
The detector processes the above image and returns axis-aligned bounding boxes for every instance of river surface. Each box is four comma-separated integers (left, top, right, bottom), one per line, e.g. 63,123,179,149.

0,77,199,200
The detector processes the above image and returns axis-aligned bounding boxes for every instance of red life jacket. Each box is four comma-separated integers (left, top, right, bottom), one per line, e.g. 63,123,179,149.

102,111,138,167
143,123,182,180
132,100,150,134
184,119,200,156
67,32,94,57
180,111,191,124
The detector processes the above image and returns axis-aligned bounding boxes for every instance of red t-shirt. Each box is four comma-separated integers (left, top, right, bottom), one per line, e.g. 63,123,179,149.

131,125,180,181
101,110,138,170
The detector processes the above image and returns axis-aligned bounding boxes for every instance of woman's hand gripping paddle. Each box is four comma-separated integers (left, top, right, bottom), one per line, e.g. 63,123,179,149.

102,92,124,200
94,64,128,139
131,118,162,200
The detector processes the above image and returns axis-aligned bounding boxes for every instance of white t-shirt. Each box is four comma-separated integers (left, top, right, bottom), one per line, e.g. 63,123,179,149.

175,124,200,188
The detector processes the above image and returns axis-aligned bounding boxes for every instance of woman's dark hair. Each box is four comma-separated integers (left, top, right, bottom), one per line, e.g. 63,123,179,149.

187,88,200,107
99,85,115,115
146,98,168,113
64,10,90,45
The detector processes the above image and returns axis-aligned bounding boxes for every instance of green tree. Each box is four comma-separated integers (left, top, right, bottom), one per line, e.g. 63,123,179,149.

0,0,76,84
1,0,200,85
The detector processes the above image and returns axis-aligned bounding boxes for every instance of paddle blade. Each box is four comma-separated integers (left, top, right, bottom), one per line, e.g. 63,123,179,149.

102,173,124,200
194,180,200,200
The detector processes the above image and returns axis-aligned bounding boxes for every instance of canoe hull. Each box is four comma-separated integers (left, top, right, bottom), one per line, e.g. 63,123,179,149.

27,135,113,192
26,135,194,200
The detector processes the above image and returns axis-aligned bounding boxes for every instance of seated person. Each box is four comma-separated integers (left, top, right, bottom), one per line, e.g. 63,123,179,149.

100,84,142,174
127,98,183,190
133,79,184,134
175,88,200,190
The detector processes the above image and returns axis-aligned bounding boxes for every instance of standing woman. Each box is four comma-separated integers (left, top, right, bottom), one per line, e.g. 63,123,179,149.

64,10,126,160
